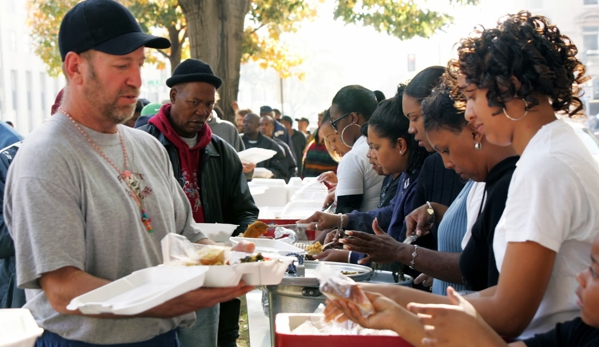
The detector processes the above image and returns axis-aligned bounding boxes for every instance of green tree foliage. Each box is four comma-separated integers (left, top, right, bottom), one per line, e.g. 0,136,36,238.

28,0,476,78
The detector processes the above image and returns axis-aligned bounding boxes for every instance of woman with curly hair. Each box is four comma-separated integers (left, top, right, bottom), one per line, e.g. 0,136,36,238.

323,11,599,345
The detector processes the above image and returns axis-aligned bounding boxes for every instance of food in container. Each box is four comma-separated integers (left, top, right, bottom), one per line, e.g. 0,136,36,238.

305,242,323,256
162,234,294,287
242,221,268,238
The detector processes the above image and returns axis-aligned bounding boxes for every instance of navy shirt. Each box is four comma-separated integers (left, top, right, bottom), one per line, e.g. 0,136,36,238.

347,170,419,264
524,317,599,347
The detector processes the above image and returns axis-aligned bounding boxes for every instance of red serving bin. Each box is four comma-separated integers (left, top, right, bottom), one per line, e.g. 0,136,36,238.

258,219,315,240
275,313,413,347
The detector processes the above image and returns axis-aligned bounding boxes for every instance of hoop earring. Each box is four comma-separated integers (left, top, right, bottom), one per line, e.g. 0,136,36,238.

503,99,528,121
474,142,482,150
340,123,360,148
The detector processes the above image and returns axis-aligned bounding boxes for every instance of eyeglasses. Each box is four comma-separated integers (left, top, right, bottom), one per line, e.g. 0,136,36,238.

330,112,352,132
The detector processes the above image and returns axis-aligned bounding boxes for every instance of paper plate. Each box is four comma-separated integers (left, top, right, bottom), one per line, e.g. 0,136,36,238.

237,148,277,165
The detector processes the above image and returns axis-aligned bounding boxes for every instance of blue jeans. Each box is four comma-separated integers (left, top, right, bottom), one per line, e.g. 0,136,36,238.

36,330,178,347
176,305,219,347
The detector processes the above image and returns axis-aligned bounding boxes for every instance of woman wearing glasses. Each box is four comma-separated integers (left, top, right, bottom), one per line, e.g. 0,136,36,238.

327,85,385,214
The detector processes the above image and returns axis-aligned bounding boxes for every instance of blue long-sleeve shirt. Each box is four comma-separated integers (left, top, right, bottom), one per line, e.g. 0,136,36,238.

346,171,419,264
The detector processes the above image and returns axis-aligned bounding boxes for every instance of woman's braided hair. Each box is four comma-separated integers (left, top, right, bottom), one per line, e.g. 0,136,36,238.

447,11,589,117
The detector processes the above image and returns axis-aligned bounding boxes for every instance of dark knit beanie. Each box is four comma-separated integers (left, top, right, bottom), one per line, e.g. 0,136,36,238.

166,59,222,89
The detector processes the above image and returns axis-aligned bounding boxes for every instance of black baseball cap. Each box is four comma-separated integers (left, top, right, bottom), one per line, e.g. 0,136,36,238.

260,106,273,114
281,116,293,125
295,117,310,124
58,0,171,61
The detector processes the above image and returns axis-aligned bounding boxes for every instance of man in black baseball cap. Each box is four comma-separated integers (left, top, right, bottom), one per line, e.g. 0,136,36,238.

6,2,253,346
58,0,170,60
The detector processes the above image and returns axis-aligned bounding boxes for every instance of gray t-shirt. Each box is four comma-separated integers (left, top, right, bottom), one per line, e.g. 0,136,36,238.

4,114,207,344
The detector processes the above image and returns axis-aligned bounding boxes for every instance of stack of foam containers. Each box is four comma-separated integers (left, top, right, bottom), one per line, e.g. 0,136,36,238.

248,179,288,219
249,178,327,220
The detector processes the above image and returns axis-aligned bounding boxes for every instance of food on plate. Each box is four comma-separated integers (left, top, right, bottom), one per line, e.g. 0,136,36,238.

239,253,266,263
197,246,226,265
242,221,268,238
231,240,256,253
340,271,358,276
306,241,323,256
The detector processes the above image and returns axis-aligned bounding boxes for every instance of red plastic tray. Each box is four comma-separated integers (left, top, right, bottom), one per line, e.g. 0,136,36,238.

275,314,413,347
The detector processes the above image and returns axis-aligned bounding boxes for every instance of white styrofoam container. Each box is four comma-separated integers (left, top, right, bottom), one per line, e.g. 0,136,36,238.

229,237,306,255
249,180,288,208
0,309,44,347
195,223,239,243
66,266,208,315
182,253,295,287
234,254,296,286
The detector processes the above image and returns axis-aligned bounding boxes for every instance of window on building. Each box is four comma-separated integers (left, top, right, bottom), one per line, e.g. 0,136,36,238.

40,72,46,115
26,71,32,112
585,0,598,5
9,31,17,52
11,70,18,112
407,54,416,72
583,27,599,67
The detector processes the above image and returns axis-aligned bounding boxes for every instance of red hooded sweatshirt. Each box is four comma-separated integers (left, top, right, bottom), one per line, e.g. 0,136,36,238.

148,104,212,223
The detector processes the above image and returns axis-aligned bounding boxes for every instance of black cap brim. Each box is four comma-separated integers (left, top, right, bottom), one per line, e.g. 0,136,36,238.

94,31,171,56
166,74,223,89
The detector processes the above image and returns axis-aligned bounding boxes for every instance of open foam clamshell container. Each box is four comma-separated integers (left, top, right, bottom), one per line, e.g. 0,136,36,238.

275,313,414,347
0,309,44,347
66,266,209,315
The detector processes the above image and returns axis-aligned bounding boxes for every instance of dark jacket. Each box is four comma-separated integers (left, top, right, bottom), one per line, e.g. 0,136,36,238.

0,141,25,308
140,124,259,236
273,137,297,181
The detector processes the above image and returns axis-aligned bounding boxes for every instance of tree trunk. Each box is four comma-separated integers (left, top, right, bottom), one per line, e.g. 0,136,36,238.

179,0,251,122
167,26,183,74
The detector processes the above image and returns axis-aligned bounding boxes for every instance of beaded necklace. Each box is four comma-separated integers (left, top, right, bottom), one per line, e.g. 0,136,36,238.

59,108,153,233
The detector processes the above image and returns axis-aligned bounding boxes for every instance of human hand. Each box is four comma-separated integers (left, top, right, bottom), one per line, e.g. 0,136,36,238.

297,211,342,231
231,100,239,112
407,287,499,347
322,190,336,209
414,274,434,287
340,218,400,264
150,281,254,318
324,291,404,332
312,249,349,262
323,229,341,246
405,204,435,239
242,163,256,173
317,171,338,186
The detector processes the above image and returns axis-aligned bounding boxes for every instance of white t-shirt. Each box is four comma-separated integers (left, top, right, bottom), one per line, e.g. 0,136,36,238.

493,119,599,339
335,136,384,212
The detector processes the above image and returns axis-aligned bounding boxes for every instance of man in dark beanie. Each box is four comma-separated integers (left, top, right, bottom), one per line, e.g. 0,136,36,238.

139,58,258,347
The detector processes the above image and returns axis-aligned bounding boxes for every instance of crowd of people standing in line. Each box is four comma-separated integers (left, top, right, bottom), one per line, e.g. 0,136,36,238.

2,1,599,347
